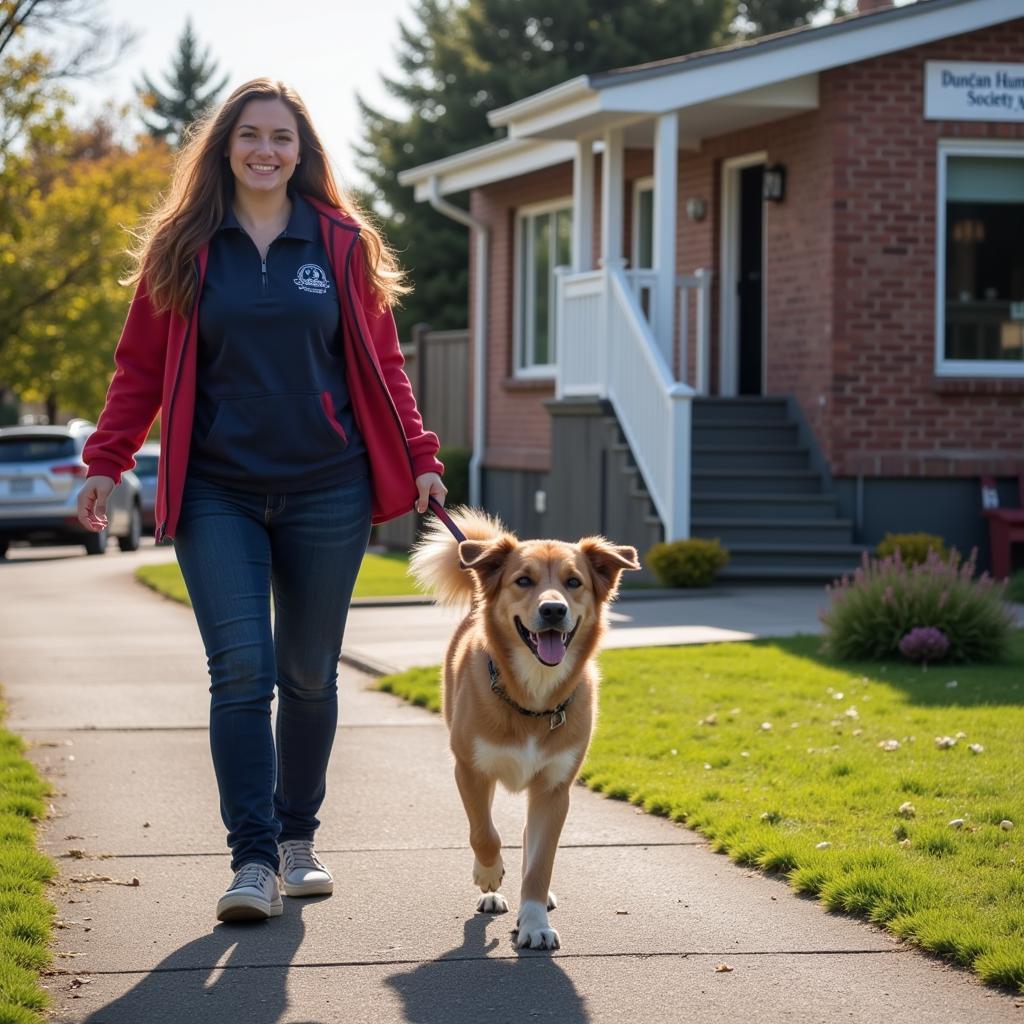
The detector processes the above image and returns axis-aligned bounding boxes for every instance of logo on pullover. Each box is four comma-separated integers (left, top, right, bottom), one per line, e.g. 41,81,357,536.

294,264,331,295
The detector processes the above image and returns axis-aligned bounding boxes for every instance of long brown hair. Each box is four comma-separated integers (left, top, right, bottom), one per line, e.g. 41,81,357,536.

124,78,409,317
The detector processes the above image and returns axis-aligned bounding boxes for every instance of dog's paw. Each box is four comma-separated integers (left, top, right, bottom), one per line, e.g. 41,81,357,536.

547,890,557,911
473,856,505,893
476,892,509,914
513,900,560,951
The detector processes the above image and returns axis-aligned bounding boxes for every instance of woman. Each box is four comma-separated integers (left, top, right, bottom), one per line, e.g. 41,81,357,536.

77,79,446,923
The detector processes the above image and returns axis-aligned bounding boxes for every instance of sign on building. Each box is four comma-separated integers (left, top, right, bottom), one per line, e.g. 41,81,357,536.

925,61,1024,122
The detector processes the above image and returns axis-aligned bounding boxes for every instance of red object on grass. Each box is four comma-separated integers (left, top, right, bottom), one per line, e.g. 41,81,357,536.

981,474,1024,580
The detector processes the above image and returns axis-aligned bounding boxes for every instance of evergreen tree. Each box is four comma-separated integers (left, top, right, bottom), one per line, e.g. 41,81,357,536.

358,0,847,337
136,19,228,146
731,0,856,37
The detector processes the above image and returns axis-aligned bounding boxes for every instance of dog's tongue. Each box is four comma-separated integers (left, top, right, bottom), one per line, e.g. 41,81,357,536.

537,630,567,666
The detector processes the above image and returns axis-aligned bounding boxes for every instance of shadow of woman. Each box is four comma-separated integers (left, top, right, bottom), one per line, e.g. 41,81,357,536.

384,915,590,1024
80,899,322,1024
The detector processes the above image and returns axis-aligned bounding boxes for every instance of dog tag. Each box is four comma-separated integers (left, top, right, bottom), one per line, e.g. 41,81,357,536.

550,709,566,731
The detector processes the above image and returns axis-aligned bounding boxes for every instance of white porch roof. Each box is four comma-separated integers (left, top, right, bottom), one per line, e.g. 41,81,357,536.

398,0,1019,197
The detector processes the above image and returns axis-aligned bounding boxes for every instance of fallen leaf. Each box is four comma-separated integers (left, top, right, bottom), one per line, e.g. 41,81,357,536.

69,874,140,887
715,963,734,973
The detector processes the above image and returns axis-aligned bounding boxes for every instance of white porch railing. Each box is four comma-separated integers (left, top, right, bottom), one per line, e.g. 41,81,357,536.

624,268,658,336
555,269,604,397
678,268,713,395
556,262,699,541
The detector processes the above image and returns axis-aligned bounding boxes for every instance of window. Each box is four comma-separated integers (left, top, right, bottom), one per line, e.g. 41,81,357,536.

0,436,76,462
937,143,1024,376
515,201,572,374
631,178,655,322
632,178,654,271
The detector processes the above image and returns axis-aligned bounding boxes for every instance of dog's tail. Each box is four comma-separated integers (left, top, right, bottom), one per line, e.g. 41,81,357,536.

408,504,508,607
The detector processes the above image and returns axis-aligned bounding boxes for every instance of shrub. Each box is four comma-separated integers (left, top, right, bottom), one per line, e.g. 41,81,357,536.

1007,571,1024,604
820,548,1016,663
646,538,729,588
436,445,471,508
875,532,948,566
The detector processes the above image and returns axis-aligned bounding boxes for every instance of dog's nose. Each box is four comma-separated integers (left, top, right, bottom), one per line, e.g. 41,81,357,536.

538,601,569,624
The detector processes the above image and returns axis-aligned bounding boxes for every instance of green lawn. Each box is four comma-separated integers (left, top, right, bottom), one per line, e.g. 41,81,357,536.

0,689,57,1023
377,634,1024,993
135,550,425,604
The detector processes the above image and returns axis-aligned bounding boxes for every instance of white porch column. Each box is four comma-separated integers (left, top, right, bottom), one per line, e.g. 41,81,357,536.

572,138,594,272
653,112,679,365
600,126,624,269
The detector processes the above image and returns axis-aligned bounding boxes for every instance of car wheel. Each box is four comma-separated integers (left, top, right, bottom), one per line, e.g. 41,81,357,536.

118,503,142,552
84,527,109,556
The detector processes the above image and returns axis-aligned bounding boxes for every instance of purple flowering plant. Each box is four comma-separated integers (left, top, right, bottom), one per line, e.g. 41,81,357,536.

820,547,1015,662
898,626,950,665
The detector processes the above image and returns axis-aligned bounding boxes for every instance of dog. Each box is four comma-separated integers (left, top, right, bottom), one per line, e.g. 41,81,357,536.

409,506,640,950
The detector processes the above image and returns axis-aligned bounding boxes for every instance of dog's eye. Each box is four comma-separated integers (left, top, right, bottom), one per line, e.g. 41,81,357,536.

566,577,583,589
515,576,533,588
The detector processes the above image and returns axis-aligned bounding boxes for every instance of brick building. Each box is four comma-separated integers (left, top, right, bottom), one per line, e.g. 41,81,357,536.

400,0,1024,578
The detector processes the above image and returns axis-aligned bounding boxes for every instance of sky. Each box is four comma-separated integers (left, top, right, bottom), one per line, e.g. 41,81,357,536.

66,0,416,190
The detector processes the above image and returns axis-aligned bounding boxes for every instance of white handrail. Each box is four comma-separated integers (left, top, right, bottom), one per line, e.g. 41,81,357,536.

607,265,693,540
677,269,713,395
556,263,694,540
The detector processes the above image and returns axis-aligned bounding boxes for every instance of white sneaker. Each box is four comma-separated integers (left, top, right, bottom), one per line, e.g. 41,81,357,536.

216,862,283,922
278,840,334,897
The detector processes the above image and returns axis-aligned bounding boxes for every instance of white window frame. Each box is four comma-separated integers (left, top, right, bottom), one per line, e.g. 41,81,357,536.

513,196,573,379
935,138,1024,378
631,176,654,270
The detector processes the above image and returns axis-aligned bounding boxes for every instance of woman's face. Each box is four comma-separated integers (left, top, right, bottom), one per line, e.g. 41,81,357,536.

226,98,300,195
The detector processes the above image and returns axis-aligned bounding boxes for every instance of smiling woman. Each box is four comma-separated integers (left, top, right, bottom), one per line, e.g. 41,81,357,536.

74,77,448,925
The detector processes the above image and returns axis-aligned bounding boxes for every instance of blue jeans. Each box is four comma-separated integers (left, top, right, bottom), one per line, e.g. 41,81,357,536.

173,470,373,872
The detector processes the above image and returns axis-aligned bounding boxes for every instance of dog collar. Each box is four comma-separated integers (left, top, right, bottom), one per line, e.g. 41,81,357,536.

487,658,577,731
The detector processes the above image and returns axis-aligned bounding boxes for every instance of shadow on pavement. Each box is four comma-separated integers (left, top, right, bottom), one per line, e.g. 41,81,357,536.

385,915,590,1023
81,903,317,1024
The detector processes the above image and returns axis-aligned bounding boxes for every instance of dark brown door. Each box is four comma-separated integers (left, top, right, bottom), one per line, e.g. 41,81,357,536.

738,164,764,395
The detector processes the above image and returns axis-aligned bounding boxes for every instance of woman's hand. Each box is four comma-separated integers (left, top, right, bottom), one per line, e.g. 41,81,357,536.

415,472,447,514
77,476,115,532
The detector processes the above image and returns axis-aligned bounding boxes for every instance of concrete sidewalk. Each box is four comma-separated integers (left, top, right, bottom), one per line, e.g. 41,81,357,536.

341,583,833,675
1,546,1020,1023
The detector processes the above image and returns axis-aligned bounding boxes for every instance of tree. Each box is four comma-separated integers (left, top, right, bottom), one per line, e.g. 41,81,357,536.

0,2,169,421
357,0,851,337
1,119,171,420
730,0,857,37
136,18,228,146
1,0,137,361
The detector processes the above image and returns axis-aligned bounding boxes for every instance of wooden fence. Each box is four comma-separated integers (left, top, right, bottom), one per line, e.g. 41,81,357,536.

373,324,469,551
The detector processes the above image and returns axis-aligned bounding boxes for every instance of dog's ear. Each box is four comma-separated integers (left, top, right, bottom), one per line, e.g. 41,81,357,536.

458,536,517,592
578,537,641,602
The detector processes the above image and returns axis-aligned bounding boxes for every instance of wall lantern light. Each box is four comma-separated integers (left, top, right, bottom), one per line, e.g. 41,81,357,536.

763,164,786,203
685,197,707,221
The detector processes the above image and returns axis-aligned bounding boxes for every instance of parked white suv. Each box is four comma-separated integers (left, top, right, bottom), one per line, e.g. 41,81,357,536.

0,419,143,558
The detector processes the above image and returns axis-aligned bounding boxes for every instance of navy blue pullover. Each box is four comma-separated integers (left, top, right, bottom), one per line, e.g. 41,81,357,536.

187,191,370,492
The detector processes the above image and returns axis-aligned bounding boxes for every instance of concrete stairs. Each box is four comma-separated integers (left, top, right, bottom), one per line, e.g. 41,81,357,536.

691,397,865,580
601,398,866,581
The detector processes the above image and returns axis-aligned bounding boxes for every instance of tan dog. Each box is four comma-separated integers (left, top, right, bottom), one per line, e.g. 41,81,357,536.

409,507,639,950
